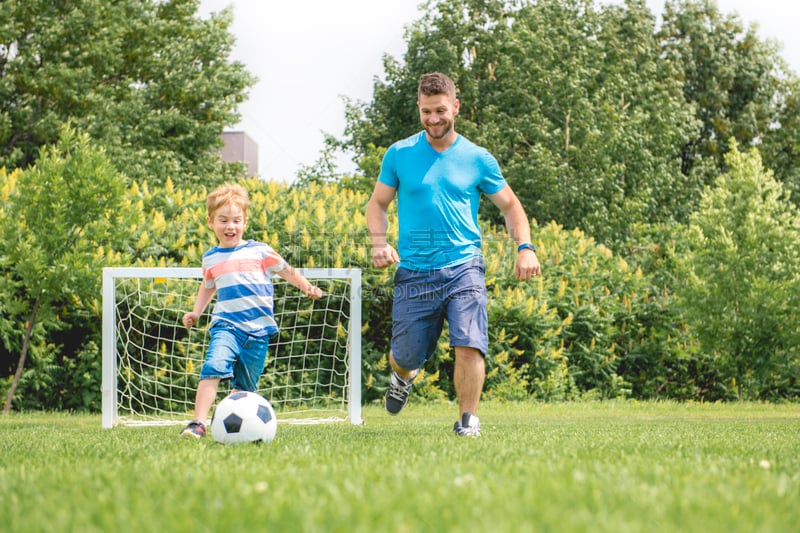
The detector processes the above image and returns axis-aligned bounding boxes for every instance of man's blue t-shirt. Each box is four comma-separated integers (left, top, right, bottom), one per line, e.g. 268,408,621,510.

378,131,507,271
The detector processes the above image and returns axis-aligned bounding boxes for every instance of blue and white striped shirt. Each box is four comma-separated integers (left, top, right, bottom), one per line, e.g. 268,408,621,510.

202,240,287,336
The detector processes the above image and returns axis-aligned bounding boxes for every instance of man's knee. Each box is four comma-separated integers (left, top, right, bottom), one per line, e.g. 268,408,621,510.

454,346,484,362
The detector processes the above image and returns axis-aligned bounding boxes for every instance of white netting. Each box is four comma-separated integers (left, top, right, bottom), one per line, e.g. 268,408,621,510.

103,268,360,426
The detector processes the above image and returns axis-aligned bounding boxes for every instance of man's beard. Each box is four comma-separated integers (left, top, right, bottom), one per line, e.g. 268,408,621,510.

424,121,453,140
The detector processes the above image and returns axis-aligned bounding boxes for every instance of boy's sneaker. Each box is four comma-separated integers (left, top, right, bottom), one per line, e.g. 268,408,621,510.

385,371,414,415
453,412,481,437
180,420,206,438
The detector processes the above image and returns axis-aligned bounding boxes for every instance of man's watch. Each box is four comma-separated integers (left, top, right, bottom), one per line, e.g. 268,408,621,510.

517,243,537,254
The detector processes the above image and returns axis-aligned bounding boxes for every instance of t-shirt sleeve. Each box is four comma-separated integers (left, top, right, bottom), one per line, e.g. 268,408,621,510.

202,269,215,289
377,145,399,189
201,255,215,289
478,149,507,195
261,246,288,274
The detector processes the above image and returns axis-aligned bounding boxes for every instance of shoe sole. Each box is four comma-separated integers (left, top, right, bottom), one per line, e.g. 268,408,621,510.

385,400,406,416
453,420,480,437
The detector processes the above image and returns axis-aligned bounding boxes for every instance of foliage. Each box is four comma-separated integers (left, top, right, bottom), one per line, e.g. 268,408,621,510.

294,134,346,188
676,142,800,399
481,220,700,402
338,0,800,254
0,0,255,186
759,77,800,205
4,168,800,407
0,127,127,411
1,0,800,408
341,0,702,248
658,0,798,190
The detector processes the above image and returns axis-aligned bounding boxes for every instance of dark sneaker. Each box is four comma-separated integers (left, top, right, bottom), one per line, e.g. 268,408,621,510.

453,412,481,437
180,420,206,438
385,371,413,415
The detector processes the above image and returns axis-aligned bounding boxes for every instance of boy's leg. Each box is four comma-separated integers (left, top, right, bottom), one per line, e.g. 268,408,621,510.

231,334,270,392
181,378,220,438
193,378,221,423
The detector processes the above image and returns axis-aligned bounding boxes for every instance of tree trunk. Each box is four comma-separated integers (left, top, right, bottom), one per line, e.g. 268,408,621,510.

2,297,41,414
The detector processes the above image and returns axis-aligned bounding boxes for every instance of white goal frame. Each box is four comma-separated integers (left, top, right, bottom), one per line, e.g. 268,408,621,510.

102,266,362,428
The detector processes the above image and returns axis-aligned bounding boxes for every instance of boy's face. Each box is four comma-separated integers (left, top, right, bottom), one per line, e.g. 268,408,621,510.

207,202,247,248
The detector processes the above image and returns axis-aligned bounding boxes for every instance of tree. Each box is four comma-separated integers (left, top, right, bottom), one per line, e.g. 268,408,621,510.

339,0,800,250
0,0,255,186
657,0,797,188
1,127,127,413
759,77,800,205
676,142,800,399
341,0,700,249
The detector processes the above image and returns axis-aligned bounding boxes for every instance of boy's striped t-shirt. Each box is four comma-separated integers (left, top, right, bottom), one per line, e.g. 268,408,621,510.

201,240,288,336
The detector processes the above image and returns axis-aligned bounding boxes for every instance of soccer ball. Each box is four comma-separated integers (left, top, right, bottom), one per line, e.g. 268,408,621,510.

210,391,278,444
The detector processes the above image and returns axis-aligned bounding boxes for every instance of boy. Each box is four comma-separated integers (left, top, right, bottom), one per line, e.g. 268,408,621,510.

180,183,322,438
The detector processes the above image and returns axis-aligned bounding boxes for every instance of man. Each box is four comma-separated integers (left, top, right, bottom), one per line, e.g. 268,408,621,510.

366,72,540,436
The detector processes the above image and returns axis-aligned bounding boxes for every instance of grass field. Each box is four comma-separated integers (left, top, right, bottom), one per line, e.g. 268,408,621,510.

1,401,799,532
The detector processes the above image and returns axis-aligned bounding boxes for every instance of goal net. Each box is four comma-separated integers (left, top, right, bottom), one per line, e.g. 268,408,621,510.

101,267,361,427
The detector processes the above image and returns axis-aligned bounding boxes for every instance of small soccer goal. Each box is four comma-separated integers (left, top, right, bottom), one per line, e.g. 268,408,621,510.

102,267,361,428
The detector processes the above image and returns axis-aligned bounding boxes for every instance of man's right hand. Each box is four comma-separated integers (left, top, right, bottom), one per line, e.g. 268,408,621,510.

372,244,400,268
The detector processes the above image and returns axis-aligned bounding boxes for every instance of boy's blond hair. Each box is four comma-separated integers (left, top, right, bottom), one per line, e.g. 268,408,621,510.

206,183,249,219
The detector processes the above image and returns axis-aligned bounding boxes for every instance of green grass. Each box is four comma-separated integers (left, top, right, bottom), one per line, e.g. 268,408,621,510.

2,401,799,532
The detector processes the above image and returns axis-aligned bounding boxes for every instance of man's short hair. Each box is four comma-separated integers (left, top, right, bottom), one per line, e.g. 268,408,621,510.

418,72,457,100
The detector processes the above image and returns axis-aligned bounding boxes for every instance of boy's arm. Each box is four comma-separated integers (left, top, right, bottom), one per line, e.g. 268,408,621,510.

275,265,323,300
182,284,216,328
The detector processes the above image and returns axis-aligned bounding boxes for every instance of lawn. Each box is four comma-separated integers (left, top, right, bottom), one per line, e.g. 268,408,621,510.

1,401,798,532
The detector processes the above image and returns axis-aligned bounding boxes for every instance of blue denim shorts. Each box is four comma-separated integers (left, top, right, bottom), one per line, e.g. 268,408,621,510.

391,256,488,371
199,321,270,391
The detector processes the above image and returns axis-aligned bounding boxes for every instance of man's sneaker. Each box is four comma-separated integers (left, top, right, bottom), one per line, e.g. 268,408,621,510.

453,412,481,437
180,420,206,438
385,371,413,415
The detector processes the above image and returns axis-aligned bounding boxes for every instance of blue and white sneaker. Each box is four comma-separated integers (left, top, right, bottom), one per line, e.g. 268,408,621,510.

453,412,481,437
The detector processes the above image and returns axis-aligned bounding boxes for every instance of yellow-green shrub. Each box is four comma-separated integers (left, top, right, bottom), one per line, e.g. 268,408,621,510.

0,175,701,410
115,179,699,404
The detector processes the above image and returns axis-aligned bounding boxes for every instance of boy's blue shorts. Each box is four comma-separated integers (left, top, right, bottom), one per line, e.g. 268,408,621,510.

199,321,270,391
390,256,488,371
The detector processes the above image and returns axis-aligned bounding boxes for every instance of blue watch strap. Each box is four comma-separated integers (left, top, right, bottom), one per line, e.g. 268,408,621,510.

517,243,537,253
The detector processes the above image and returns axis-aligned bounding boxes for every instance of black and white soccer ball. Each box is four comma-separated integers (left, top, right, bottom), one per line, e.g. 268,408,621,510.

210,391,277,444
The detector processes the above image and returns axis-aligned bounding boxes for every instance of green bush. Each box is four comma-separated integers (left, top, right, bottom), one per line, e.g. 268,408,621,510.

1,175,796,410
482,221,694,401
676,144,800,400
118,179,706,404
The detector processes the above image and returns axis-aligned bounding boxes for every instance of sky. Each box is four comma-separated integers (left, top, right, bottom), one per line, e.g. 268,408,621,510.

198,0,800,183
